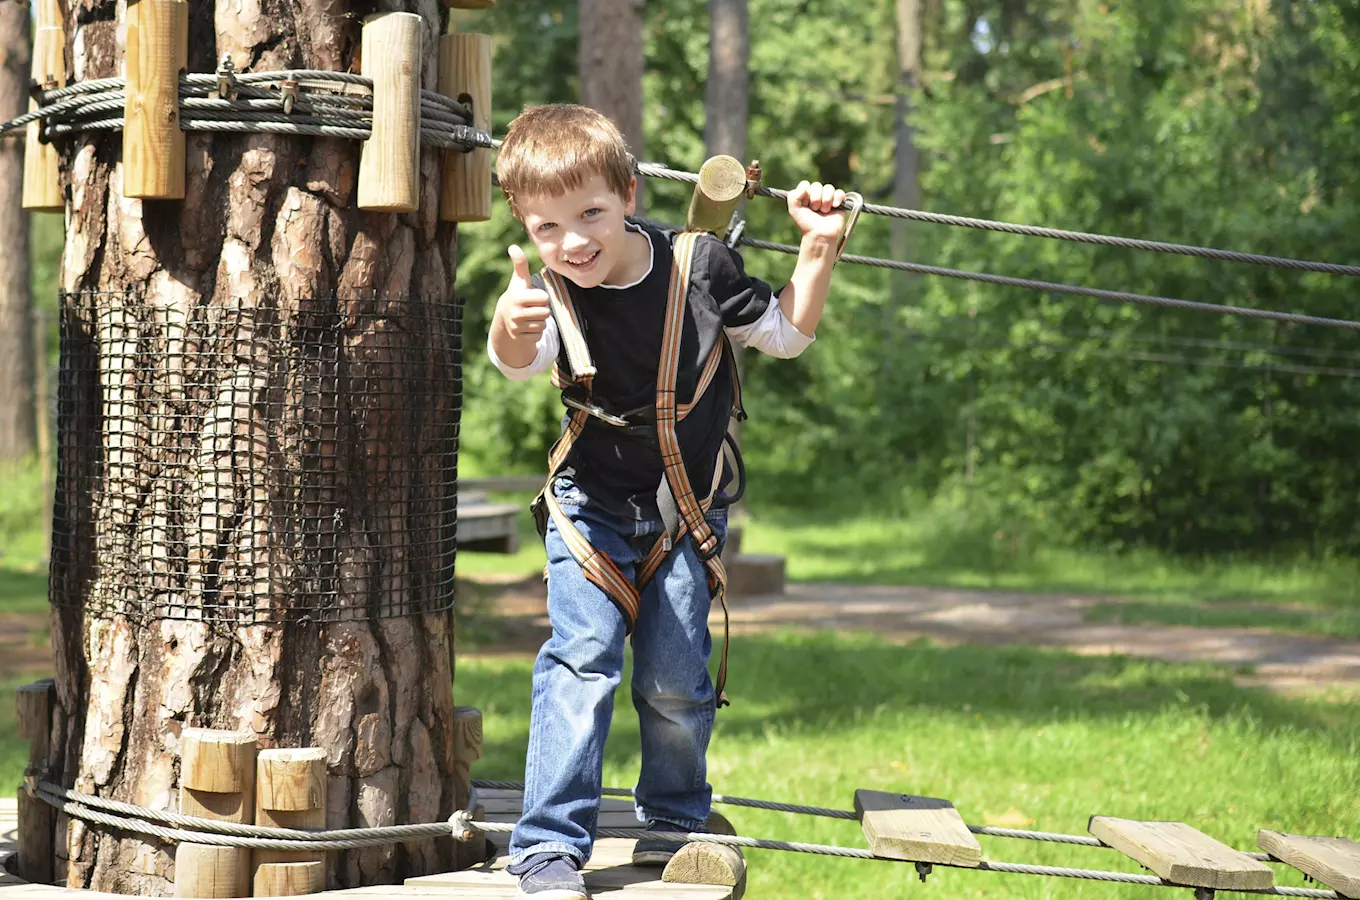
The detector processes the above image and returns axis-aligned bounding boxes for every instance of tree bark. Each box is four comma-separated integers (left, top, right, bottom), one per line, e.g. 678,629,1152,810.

580,0,647,211
47,1,463,893
0,2,37,462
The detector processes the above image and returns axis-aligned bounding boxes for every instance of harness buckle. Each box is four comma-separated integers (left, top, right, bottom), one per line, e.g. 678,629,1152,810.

834,192,864,263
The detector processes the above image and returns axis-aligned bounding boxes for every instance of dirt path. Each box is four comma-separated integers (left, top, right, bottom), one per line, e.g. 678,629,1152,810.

471,576,1360,695
6,579,1357,694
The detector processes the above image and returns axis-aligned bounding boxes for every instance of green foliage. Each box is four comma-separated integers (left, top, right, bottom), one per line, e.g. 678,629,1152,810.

457,0,1360,561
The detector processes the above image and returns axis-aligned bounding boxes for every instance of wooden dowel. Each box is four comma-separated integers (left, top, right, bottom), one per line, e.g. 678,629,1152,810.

252,748,327,896
123,0,188,199
687,155,748,236
16,679,55,884
357,12,423,213
23,0,65,212
439,33,493,222
452,706,485,870
174,729,257,898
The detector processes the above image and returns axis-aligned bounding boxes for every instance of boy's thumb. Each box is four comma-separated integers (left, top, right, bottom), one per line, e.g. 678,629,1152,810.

508,245,531,284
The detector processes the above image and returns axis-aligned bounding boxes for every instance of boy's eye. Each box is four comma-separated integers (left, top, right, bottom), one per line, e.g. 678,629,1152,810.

583,208,601,218
536,222,556,234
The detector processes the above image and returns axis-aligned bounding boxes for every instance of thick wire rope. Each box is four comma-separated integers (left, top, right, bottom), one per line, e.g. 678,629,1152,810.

736,235,1360,332
631,161,1360,279
912,326,1360,380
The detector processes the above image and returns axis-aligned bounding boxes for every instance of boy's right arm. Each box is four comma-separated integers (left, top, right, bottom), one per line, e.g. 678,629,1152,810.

488,245,556,375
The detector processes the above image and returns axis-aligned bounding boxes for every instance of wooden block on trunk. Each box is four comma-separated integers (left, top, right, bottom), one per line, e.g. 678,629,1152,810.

1258,830,1360,898
1089,817,1273,890
854,790,981,866
173,843,250,898
253,860,325,896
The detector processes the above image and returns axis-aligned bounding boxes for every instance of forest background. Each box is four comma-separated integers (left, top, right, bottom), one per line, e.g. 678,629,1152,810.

5,0,1360,585
456,0,1360,570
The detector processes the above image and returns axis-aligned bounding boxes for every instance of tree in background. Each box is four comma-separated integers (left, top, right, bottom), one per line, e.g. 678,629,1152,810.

581,0,648,210
0,2,36,462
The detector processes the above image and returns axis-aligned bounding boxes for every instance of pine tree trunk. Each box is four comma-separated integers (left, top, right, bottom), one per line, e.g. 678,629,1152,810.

47,2,463,893
0,3,37,462
580,0,647,211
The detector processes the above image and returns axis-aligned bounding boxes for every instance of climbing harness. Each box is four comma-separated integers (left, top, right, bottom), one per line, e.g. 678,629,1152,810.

530,230,746,707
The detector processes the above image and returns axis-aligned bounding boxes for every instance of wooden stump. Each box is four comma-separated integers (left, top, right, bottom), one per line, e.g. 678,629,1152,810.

662,842,746,899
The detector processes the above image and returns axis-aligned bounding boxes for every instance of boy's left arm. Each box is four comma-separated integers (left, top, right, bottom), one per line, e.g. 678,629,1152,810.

777,181,847,337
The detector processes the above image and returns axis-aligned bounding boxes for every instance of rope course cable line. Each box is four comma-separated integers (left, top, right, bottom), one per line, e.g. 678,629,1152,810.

735,235,1360,333
26,781,1337,898
629,160,1360,279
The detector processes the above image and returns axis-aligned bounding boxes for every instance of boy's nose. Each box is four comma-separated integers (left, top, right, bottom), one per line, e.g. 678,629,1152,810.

561,232,591,251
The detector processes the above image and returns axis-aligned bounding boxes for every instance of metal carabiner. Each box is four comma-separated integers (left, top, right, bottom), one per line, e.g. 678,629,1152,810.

562,395,631,428
834,191,864,263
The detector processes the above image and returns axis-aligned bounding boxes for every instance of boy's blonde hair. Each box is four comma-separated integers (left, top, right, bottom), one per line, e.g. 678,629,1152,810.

496,104,635,220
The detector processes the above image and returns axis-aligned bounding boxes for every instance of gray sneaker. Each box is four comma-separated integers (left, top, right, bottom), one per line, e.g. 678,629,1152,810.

508,853,588,900
631,820,691,867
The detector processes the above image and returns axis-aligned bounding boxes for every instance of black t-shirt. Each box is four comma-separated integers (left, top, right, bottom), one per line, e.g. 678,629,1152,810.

536,222,776,520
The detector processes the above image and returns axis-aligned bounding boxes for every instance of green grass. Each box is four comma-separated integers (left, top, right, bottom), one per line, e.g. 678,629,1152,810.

458,630,1359,899
2,630,1355,896
740,504,1360,608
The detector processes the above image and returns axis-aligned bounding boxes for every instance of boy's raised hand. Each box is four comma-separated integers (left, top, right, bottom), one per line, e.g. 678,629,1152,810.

495,245,552,340
787,180,848,242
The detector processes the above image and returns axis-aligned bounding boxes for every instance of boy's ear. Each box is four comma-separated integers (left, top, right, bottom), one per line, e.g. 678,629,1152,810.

623,176,638,216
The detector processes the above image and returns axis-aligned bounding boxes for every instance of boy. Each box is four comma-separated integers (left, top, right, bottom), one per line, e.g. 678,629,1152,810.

488,104,847,900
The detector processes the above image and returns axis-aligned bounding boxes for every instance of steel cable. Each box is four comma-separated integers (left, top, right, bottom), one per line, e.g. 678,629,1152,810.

632,162,1360,279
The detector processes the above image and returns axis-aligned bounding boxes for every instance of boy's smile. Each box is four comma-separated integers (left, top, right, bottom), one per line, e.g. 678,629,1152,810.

518,175,651,289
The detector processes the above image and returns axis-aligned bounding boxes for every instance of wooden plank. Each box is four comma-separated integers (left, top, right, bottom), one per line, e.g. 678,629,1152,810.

123,0,188,199
1259,830,1360,898
1089,817,1273,890
854,789,981,867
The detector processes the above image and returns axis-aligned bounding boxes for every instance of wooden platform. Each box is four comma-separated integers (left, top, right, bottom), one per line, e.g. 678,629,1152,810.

0,792,734,898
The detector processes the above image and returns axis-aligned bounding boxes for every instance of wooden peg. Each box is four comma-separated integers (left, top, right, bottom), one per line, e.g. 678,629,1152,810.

175,729,256,897
358,12,423,213
23,0,65,212
252,748,327,896
439,32,493,222
123,0,188,199
16,680,56,885
686,155,747,236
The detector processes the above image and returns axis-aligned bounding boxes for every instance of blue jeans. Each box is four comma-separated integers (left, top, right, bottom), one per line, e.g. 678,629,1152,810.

508,478,727,867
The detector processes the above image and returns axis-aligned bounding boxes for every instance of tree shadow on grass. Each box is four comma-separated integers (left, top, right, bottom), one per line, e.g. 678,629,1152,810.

459,629,1360,782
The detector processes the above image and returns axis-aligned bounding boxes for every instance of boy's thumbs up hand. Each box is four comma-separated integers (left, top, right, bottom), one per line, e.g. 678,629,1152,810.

495,245,552,341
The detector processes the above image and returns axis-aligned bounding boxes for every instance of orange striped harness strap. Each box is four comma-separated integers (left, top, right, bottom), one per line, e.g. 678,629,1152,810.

531,233,737,706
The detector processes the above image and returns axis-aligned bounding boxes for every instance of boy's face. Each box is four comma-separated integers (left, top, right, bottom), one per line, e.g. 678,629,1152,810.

517,174,638,289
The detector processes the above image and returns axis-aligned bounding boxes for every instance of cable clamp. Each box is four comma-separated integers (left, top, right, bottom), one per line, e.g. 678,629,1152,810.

834,192,864,263
448,809,477,842
280,80,299,115
215,55,237,100
744,160,762,199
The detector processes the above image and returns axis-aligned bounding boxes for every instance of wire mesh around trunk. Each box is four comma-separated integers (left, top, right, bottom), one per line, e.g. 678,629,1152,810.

49,292,461,625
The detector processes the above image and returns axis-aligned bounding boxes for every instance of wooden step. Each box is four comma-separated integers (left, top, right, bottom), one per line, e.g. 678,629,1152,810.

1089,816,1273,890
1258,830,1360,898
854,789,981,866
